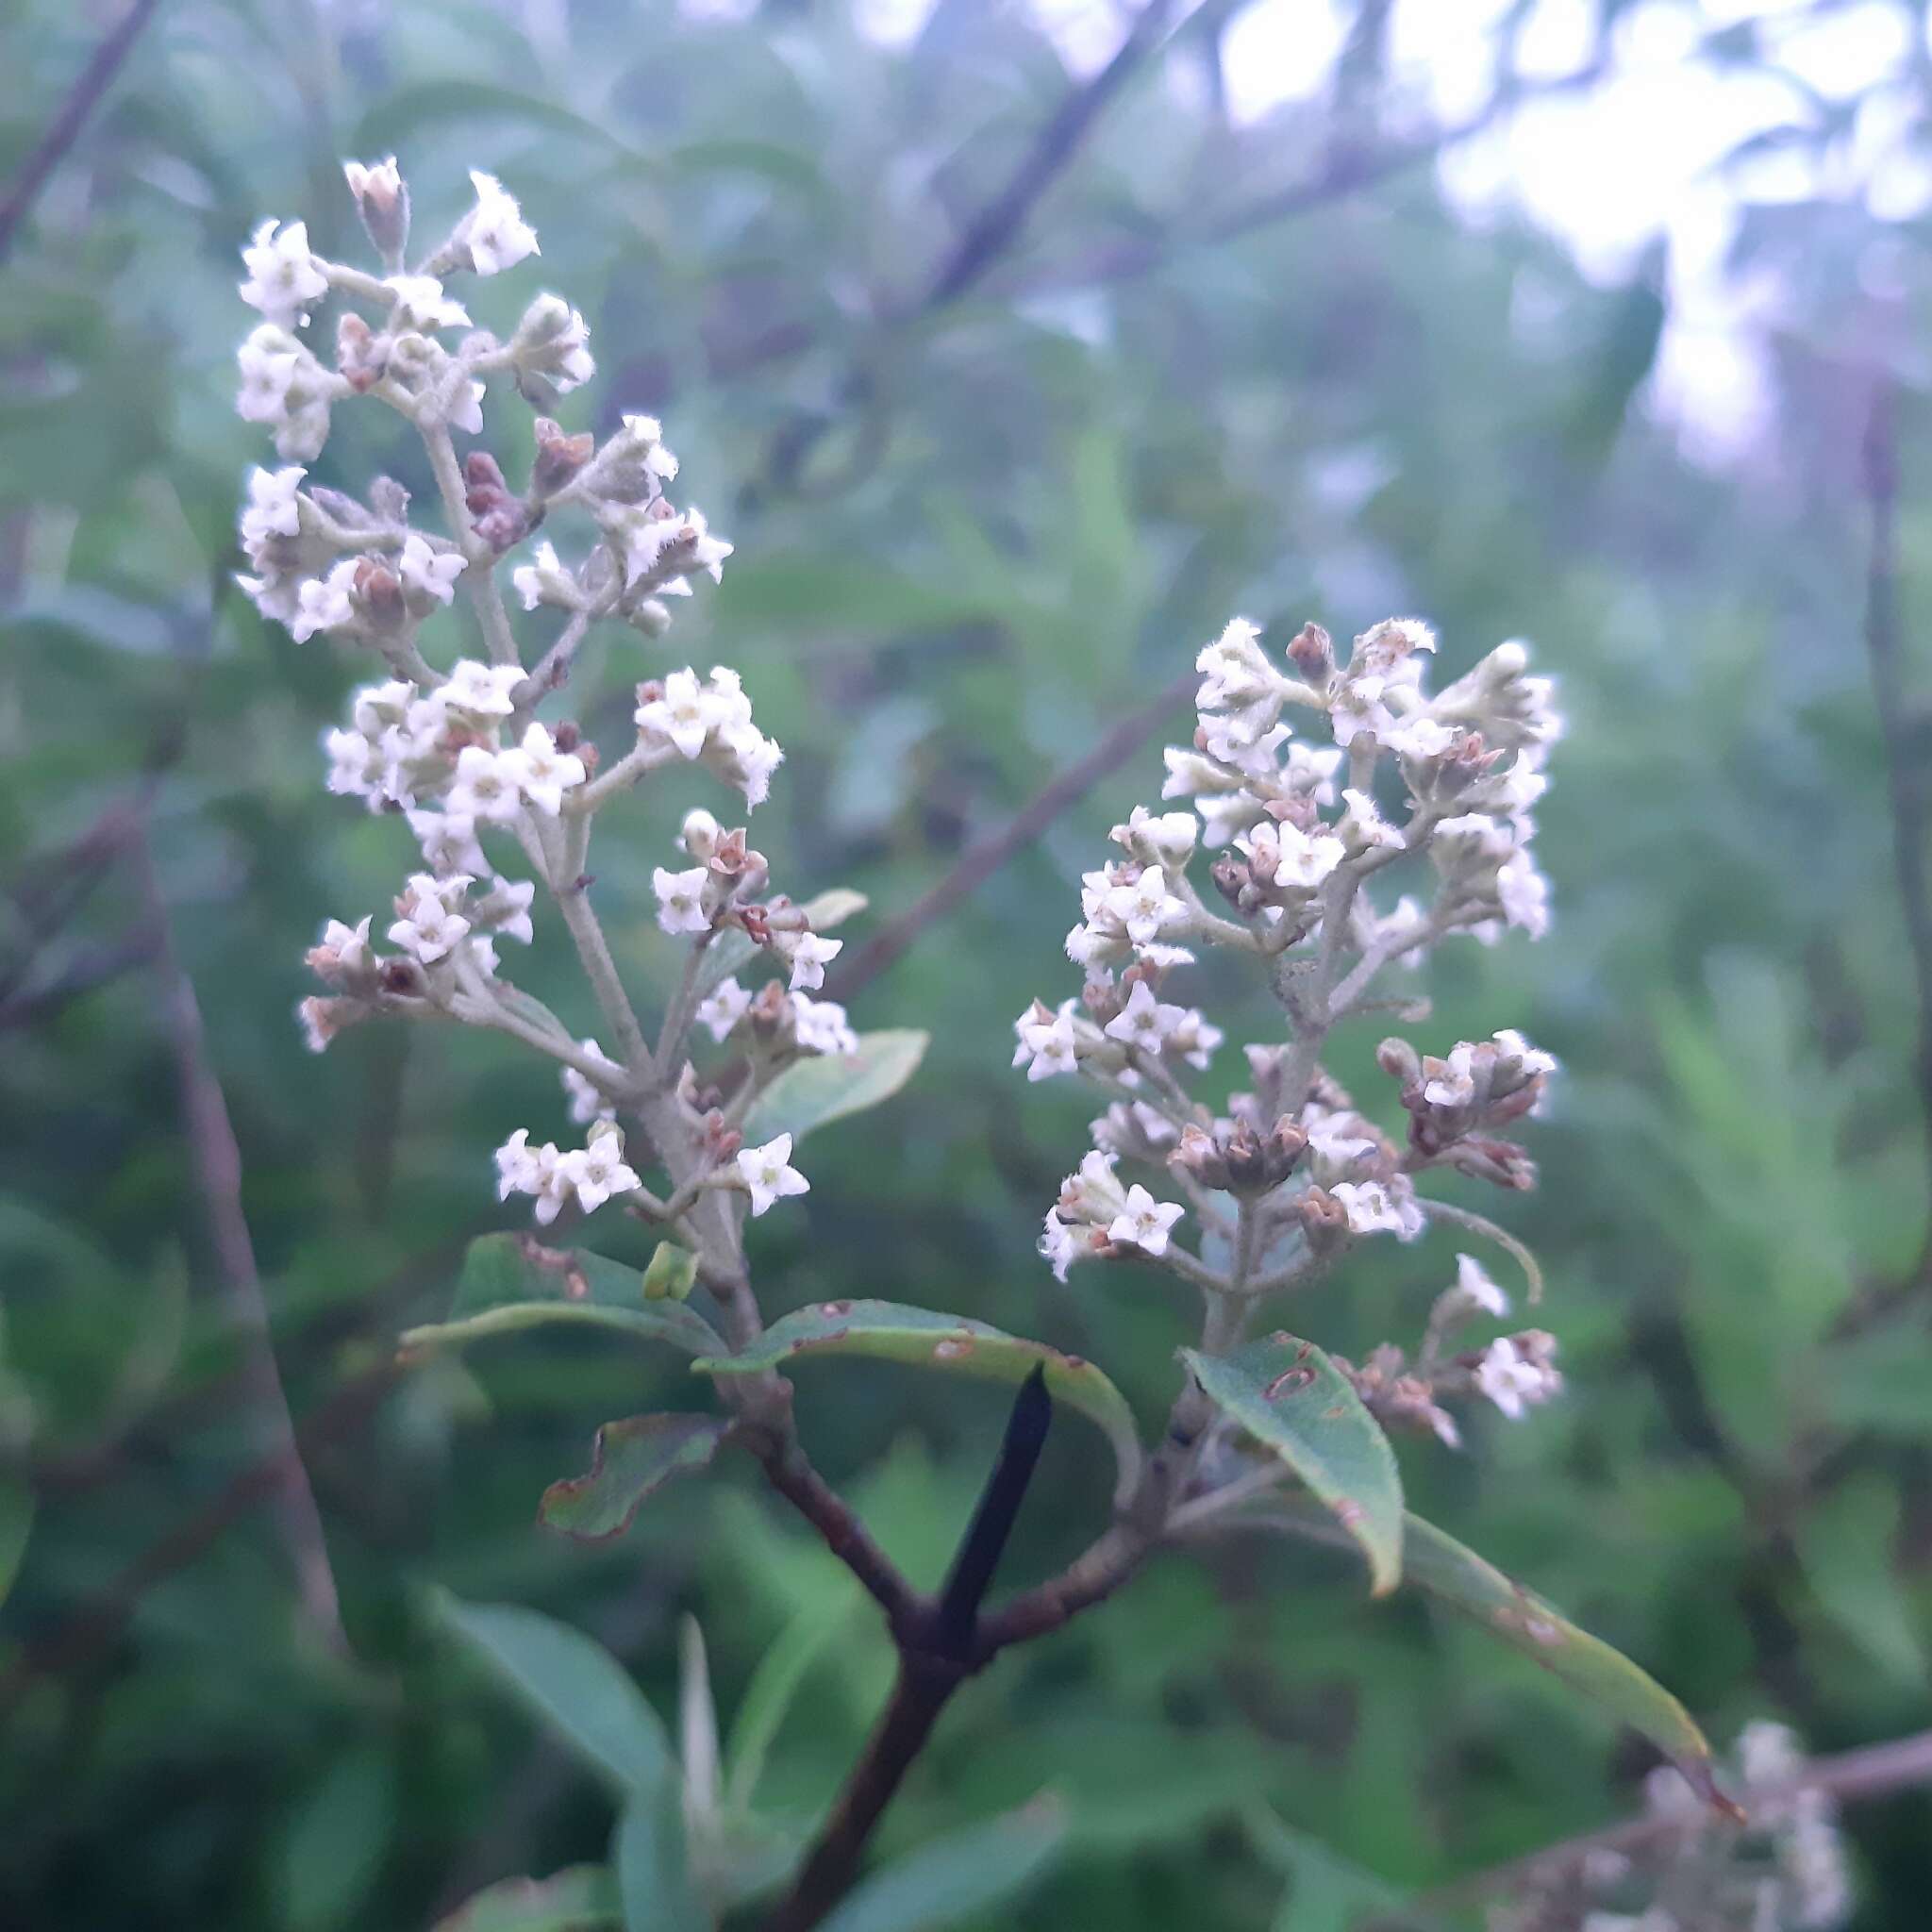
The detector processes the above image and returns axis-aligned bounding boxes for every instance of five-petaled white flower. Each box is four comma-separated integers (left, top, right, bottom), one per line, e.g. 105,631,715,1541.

1103,981,1186,1055
1453,1253,1509,1319
408,808,489,878
1330,1178,1425,1241
738,1133,808,1216
653,864,711,935
503,723,585,816
1474,1337,1560,1420
385,274,471,334
239,219,328,327
1106,868,1186,948
460,171,540,275
388,874,472,964
793,991,858,1057
290,560,360,644
441,659,524,720
561,1041,621,1125
1107,1185,1184,1257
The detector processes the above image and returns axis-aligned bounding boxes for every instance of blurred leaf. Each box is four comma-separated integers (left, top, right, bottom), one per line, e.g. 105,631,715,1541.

816,1797,1065,1932
724,1596,858,1813
1182,1337,1404,1595
433,1866,618,1932
1261,1504,1721,1803
538,1413,733,1543
0,1474,31,1609
276,1744,397,1932
1795,1472,1925,1685
400,1234,725,1357
437,1595,678,1796
1249,1809,1398,1932
743,1030,930,1145
697,1299,1141,1499
353,82,641,160
613,1786,705,1932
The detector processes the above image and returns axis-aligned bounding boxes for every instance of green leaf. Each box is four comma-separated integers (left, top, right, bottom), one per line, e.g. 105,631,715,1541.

697,889,868,997
0,1474,32,1609
433,1866,618,1932
1261,1503,1724,1807
816,1798,1065,1932
743,1030,929,1146
1248,1810,1398,1932
436,1595,679,1797
539,1414,733,1543
614,1790,705,1932
724,1597,858,1813
400,1234,724,1357
1181,1336,1404,1595
697,1300,1142,1500
278,1744,397,1932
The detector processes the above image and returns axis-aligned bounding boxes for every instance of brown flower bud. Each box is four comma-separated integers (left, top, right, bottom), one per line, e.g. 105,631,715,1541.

1286,620,1335,681
531,416,595,496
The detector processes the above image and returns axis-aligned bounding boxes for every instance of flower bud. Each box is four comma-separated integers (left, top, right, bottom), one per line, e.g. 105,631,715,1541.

1376,1036,1422,1085
343,155,409,261
680,808,722,860
1286,621,1334,681
531,416,594,497
641,1240,698,1303
336,312,386,392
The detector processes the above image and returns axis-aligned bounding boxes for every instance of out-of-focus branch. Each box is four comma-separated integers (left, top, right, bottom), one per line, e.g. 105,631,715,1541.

129,816,349,1656
1377,1725,1932,1927
911,0,1185,315
0,0,163,264
1844,379,1932,1328
827,663,1197,1000
0,1359,394,1721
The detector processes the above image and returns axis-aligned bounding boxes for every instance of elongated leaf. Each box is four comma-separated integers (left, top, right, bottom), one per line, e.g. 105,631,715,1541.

724,1598,857,1812
697,1300,1141,1500
401,1234,724,1358
1257,1502,1724,1807
434,1866,618,1932
817,1798,1065,1932
697,889,869,996
539,1414,732,1542
743,1030,929,1146
436,1595,678,1797
1182,1336,1403,1595
614,1790,704,1932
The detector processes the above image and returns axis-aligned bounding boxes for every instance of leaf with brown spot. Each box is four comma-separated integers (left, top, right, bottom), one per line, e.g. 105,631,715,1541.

1182,1334,1403,1594
539,1413,732,1542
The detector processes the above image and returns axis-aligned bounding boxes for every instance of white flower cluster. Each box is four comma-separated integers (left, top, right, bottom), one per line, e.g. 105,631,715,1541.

248,164,847,1244
1016,613,1569,1445
495,1123,641,1225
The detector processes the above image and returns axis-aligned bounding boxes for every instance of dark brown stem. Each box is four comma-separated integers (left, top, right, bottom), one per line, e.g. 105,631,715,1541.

760,1656,967,1932
0,0,162,264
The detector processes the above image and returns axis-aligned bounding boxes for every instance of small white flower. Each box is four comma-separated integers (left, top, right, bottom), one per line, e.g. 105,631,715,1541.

482,875,536,944
1013,999,1079,1081
398,531,466,606
447,745,525,824
792,991,859,1057
1039,1210,1083,1281
1107,1185,1185,1256
343,155,403,207
1168,1008,1222,1072
388,876,472,963
561,1041,621,1125
239,464,305,556
1110,804,1199,870
385,274,471,333
558,1128,641,1213
1495,847,1551,939
239,218,328,326
440,658,525,721
447,378,486,437
289,559,360,643
1338,787,1404,852
1105,868,1186,947
776,929,841,991
319,915,375,975
1330,1177,1425,1241
1304,1110,1376,1175
738,1133,808,1216
494,1128,543,1198
1474,1338,1561,1420
1384,716,1457,762
1103,980,1186,1055
511,540,570,611
653,864,711,935
1423,1044,1478,1110
636,666,727,758
501,723,585,816
407,808,489,877
695,975,753,1042
1453,1253,1510,1319
460,170,540,275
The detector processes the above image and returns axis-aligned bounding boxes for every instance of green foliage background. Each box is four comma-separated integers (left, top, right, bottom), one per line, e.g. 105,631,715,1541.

4,0,1931,1925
